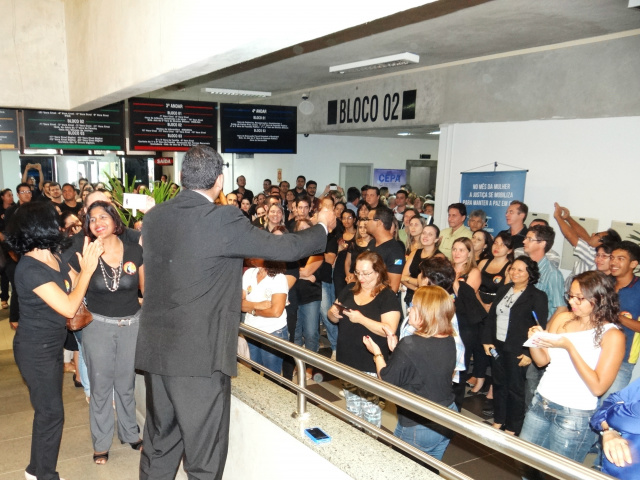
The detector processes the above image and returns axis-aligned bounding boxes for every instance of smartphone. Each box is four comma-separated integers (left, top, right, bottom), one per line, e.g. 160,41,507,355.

304,427,331,444
333,303,349,315
330,183,337,191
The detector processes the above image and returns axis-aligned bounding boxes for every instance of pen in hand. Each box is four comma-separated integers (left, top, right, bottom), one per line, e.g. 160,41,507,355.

532,311,540,326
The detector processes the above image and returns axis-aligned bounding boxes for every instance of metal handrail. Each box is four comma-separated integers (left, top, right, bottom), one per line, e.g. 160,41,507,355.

239,324,613,480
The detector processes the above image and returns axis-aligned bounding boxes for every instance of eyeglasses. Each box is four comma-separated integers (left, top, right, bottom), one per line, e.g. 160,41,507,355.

354,270,375,278
18,190,32,195
358,217,368,222
523,237,542,242
595,253,611,259
564,293,587,305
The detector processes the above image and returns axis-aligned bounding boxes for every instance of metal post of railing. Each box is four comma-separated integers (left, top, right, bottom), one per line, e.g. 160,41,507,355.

292,357,310,419
239,324,614,480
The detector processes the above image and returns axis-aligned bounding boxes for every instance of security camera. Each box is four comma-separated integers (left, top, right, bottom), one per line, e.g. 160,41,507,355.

301,93,309,101
304,134,309,138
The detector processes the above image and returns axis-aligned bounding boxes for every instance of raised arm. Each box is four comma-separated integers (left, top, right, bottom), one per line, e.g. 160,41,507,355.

33,239,103,317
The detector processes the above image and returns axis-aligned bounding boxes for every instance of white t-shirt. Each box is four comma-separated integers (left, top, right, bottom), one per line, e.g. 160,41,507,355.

242,268,288,333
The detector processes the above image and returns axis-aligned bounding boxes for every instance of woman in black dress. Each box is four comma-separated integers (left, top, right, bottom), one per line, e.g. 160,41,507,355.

6,202,103,480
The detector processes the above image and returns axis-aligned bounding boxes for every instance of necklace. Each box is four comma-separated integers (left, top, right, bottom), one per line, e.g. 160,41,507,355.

99,257,123,292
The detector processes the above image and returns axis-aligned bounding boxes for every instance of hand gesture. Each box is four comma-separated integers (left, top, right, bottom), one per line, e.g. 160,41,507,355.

517,354,532,367
329,303,344,320
381,325,398,352
77,237,104,275
483,344,495,356
527,325,544,339
343,308,363,324
362,335,381,355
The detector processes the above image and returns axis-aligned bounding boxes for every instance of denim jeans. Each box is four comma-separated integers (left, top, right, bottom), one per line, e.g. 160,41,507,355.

520,393,596,466
394,402,458,461
295,301,320,353
73,329,91,397
247,325,288,374
319,281,338,352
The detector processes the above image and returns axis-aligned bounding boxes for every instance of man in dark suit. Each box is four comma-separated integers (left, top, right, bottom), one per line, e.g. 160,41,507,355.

136,145,334,480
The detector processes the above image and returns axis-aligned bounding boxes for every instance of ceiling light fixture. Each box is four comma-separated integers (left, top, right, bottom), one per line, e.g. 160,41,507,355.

428,130,441,135
330,53,419,74
397,132,413,136
202,88,271,97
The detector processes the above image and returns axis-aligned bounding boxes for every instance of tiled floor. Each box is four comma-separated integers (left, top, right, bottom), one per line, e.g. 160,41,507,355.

0,308,573,480
0,310,142,480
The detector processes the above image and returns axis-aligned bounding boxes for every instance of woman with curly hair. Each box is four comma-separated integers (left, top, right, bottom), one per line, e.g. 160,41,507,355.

520,270,625,469
482,257,548,435
7,202,103,480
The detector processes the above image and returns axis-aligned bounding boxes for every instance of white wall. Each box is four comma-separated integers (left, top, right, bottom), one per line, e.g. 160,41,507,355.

0,150,23,190
222,134,440,194
436,116,640,257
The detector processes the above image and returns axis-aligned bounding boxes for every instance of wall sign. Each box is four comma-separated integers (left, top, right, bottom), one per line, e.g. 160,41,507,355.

129,98,217,152
23,103,125,150
0,109,19,149
373,168,406,193
327,89,416,125
154,157,173,165
460,170,527,234
220,103,297,154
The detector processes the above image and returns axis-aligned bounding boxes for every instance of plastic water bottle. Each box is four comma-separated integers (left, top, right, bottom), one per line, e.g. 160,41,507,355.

363,401,382,427
344,391,363,417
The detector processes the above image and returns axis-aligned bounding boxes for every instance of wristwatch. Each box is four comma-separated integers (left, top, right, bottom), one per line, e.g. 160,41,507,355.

251,308,256,316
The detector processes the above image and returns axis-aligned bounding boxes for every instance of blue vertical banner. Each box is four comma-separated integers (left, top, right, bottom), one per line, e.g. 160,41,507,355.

460,171,527,235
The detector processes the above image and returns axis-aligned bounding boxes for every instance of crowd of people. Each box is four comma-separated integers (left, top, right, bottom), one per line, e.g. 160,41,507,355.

3,151,639,479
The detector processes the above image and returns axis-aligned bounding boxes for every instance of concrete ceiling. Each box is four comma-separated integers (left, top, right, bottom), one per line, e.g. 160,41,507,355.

144,0,640,139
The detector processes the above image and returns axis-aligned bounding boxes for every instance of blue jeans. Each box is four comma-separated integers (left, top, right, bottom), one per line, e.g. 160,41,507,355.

520,393,596,466
320,282,338,352
73,329,91,397
295,301,320,353
394,402,458,461
247,325,288,374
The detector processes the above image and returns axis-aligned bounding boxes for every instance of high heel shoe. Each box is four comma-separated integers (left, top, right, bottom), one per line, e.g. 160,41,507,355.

73,373,83,388
121,438,143,450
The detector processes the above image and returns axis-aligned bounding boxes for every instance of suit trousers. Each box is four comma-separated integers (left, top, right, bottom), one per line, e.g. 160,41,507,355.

491,342,528,434
14,334,65,480
140,371,231,480
83,317,140,452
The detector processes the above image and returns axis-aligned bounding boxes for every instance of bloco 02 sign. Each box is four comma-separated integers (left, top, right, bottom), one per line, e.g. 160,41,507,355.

374,169,406,193
460,171,527,234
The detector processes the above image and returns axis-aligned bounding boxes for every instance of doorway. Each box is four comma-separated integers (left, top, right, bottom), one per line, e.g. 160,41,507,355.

406,160,437,197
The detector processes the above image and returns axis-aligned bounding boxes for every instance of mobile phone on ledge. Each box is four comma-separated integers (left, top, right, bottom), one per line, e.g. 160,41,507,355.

304,427,331,444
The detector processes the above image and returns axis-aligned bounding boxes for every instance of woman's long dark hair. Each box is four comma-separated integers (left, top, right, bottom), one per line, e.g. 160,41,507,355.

570,270,621,346
5,202,69,254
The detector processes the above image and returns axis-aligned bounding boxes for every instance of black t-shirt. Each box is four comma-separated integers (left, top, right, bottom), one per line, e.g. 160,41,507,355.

380,335,455,427
347,241,369,273
293,256,322,305
14,256,70,344
59,201,83,217
232,188,253,204
500,226,528,250
316,235,339,284
336,285,401,372
61,228,141,267
70,241,143,317
368,238,405,274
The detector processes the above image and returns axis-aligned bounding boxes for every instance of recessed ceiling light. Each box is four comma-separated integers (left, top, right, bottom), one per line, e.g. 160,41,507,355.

397,132,412,136
428,130,441,135
202,88,271,97
330,53,419,74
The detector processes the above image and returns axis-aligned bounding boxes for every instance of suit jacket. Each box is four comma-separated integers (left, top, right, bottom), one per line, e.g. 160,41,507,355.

482,283,548,355
135,190,326,377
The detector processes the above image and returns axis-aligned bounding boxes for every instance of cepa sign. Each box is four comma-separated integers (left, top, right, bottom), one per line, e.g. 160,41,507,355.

374,169,406,192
